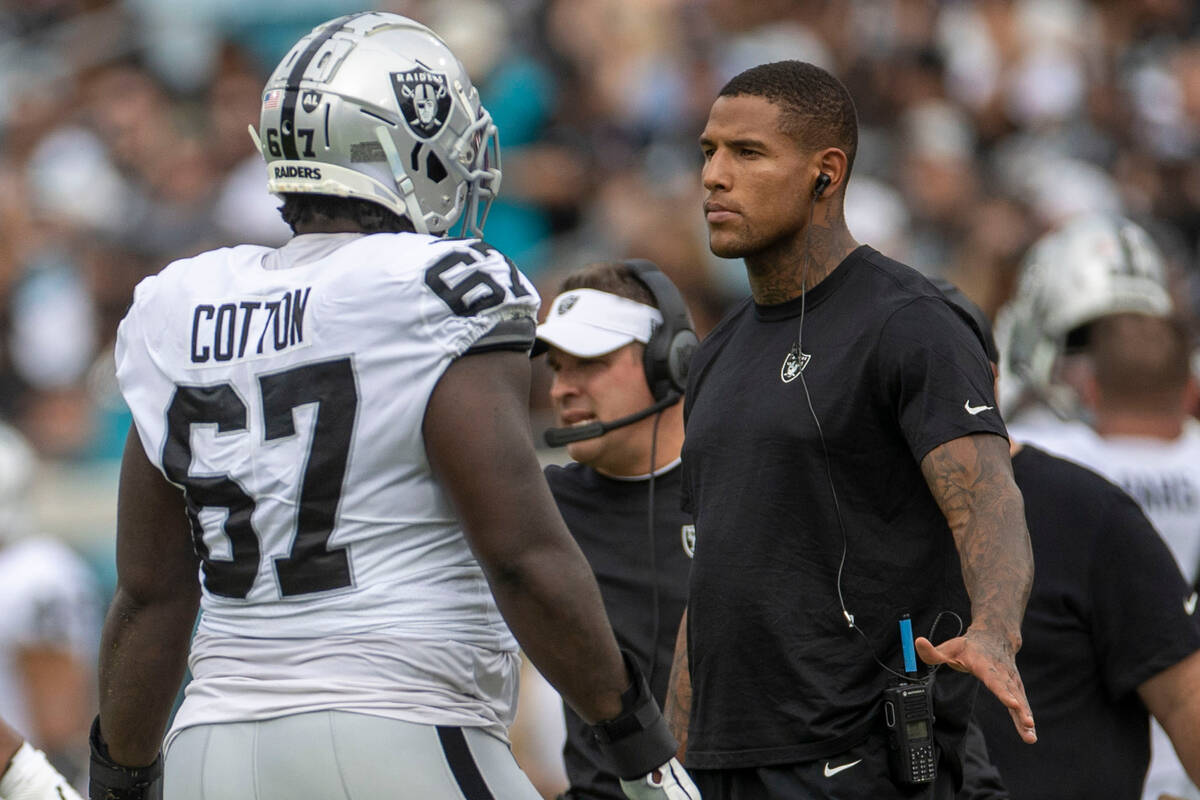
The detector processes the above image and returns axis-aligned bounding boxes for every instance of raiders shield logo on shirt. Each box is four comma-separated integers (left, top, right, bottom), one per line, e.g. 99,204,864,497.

780,341,811,383
391,69,452,140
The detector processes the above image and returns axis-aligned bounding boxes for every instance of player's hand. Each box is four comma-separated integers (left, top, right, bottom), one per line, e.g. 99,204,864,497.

619,758,700,800
915,630,1037,744
0,741,85,800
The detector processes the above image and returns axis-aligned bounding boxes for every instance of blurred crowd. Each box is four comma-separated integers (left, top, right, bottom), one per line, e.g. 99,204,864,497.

1,0,1199,461
2,0,1200,789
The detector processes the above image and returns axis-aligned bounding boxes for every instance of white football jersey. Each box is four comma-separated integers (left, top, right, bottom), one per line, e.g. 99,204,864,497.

1015,419,1200,583
0,537,99,741
115,232,540,744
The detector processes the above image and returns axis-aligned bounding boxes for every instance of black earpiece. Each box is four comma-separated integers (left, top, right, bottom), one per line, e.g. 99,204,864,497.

814,173,831,198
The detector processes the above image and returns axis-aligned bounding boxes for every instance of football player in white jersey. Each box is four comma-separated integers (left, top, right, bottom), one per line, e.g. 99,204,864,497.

0,427,87,800
89,13,696,800
0,423,98,794
995,213,1200,800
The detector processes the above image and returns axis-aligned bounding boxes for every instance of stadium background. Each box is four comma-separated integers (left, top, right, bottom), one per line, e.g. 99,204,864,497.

1,0,1199,792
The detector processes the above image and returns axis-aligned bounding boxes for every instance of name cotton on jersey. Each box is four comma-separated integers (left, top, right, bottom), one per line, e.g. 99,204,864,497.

114,232,539,745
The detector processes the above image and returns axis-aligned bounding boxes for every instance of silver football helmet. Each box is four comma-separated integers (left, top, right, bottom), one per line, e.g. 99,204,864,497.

995,213,1173,418
252,12,501,236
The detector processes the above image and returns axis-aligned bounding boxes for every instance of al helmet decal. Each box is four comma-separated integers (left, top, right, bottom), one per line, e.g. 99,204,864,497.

391,68,452,140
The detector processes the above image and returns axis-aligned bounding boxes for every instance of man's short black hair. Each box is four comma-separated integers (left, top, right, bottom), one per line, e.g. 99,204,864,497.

279,193,414,235
719,60,858,177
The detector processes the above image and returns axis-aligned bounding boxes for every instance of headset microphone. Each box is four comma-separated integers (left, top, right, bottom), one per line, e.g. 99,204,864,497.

543,392,681,447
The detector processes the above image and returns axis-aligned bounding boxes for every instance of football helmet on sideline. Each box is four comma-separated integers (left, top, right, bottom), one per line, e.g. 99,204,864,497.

252,12,501,237
995,213,1173,419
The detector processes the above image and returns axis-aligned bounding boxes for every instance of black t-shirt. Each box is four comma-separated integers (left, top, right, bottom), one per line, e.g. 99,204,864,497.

972,446,1200,800
545,461,693,800
680,245,1007,769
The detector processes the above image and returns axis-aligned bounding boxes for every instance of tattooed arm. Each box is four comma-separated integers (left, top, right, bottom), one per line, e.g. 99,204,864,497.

914,432,1037,744
664,609,691,760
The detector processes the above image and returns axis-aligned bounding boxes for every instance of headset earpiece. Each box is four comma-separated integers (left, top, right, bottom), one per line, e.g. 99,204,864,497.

623,259,700,402
814,173,831,198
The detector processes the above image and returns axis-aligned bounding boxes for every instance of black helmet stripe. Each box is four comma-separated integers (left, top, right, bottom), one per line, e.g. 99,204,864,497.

280,13,369,160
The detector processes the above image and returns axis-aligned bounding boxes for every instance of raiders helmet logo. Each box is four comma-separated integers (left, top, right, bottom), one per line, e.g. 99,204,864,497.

780,341,811,383
300,90,321,114
391,69,452,140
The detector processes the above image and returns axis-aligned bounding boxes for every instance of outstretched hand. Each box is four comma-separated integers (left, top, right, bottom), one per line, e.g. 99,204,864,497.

915,630,1037,744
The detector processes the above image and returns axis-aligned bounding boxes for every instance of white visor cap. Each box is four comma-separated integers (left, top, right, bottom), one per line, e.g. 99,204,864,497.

535,289,663,358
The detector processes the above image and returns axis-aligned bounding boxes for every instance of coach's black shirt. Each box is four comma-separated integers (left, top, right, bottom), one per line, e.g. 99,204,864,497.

971,446,1200,799
680,245,1007,769
546,461,693,800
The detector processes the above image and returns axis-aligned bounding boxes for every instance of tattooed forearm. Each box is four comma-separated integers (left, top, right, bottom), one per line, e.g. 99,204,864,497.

664,609,692,756
920,434,1033,648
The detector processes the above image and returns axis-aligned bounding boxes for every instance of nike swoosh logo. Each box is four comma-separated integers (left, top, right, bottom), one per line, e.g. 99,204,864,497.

964,400,994,415
823,758,863,777
1185,592,1197,615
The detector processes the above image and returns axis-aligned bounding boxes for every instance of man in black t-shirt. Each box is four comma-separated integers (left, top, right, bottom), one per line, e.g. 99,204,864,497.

936,282,1200,800
667,60,1036,799
534,262,697,800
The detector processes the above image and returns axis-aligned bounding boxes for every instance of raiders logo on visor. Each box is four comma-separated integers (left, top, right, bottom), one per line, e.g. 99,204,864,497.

557,296,579,314
391,69,452,140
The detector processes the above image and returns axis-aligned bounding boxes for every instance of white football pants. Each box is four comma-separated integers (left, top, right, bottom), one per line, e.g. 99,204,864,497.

164,711,543,800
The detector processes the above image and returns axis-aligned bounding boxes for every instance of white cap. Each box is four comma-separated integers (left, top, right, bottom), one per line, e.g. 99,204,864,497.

535,289,663,358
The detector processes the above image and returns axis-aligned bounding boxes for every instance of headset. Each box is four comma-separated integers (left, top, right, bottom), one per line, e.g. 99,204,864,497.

625,259,701,403
543,260,699,447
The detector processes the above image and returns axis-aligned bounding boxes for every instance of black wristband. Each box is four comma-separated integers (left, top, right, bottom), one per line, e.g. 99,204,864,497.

589,650,678,780
88,717,163,800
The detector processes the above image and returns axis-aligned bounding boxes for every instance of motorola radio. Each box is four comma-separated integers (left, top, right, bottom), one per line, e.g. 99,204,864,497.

883,614,936,784
883,679,936,784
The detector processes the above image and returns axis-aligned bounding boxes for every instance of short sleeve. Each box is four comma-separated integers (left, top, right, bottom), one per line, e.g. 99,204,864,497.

1090,490,1200,697
416,240,540,359
876,296,1007,462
